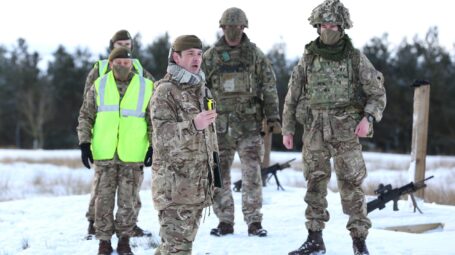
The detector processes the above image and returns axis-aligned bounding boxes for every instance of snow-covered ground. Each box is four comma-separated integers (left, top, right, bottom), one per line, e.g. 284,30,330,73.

1,149,454,254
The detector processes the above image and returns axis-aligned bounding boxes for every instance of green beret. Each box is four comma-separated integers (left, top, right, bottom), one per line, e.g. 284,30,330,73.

108,47,132,62
111,30,132,43
172,35,202,52
109,30,133,50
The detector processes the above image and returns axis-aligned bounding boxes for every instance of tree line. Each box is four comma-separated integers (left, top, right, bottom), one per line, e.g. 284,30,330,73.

0,27,453,155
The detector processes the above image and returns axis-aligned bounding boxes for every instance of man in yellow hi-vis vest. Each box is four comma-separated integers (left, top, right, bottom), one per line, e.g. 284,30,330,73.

82,29,155,240
77,47,154,255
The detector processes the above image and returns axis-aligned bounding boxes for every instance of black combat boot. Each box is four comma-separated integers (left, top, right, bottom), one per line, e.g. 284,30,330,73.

353,237,369,255
248,222,267,237
117,237,134,255
131,225,152,237
210,222,234,236
86,220,96,240
98,240,113,255
288,230,326,255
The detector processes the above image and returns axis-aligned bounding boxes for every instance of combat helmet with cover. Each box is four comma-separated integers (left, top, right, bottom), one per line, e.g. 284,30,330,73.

219,7,248,28
308,0,353,29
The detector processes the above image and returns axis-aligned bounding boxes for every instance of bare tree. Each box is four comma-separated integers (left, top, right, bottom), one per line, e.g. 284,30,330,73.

17,82,54,149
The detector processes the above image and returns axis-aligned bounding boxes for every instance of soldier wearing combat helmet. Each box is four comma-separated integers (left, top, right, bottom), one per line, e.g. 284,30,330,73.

202,7,280,237
283,0,386,254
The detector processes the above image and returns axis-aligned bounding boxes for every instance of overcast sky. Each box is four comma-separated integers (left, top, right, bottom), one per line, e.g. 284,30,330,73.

2,0,454,62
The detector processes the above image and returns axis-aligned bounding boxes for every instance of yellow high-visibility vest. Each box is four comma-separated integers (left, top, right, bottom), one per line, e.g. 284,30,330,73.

92,71,153,162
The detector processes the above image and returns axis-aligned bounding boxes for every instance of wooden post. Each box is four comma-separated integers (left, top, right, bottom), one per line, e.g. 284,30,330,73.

261,119,272,186
409,81,430,199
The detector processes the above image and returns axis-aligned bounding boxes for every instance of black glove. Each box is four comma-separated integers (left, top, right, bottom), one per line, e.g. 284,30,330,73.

144,147,153,167
80,143,93,169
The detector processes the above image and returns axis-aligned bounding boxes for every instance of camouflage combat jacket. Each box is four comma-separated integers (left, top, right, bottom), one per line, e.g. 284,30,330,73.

282,48,386,136
150,74,218,210
202,34,279,138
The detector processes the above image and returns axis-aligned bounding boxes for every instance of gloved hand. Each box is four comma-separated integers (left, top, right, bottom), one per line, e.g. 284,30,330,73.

144,147,153,167
80,143,93,169
267,119,282,134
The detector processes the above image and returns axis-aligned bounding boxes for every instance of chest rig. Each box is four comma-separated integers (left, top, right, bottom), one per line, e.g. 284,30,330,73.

304,50,363,110
211,43,259,115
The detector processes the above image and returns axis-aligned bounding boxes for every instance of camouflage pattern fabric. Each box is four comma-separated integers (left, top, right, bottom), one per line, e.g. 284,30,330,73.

150,74,218,252
77,72,153,238
154,205,203,255
86,167,144,224
92,162,143,240
213,133,263,224
282,45,386,239
308,0,353,29
282,49,386,135
301,108,372,237
202,34,279,225
203,34,279,125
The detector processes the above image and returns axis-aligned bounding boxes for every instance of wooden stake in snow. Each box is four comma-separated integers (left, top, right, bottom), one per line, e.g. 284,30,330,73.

409,80,431,199
261,119,272,186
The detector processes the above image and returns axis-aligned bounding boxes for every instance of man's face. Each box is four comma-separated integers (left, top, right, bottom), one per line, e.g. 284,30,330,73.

111,58,132,68
222,25,244,45
113,39,133,50
173,48,203,74
110,58,132,80
320,23,339,32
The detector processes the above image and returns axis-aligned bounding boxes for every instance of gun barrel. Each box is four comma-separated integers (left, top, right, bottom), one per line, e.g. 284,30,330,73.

413,175,434,188
285,158,296,164
423,175,434,182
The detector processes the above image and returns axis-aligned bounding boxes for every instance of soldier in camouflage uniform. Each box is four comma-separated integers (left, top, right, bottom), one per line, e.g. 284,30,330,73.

150,35,218,255
83,29,156,95
202,7,281,237
83,29,155,239
77,47,154,255
282,1,386,254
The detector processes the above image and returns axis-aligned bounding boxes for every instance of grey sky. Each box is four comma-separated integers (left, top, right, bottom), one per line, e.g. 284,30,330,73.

3,0,453,62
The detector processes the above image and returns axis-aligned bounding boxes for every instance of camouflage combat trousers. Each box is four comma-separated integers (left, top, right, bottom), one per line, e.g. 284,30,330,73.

155,205,203,255
302,110,372,238
86,166,144,224
213,133,263,225
93,162,143,240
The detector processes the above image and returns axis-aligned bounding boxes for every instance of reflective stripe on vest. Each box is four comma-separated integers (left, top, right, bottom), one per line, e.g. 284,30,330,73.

97,59,144,77
92,72,153,162
98,75,120,112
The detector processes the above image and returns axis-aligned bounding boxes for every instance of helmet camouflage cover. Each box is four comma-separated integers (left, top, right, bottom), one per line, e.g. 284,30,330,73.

219,7,248,27
308,0,353,29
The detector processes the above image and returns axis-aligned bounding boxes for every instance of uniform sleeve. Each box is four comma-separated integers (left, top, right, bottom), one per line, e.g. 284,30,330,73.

146,102,153,145
202,49,215,90
150,84,199,154
77,85,97,144
282,57,306,135
83,65,99,96
358,53,387,122
256,48,279,120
